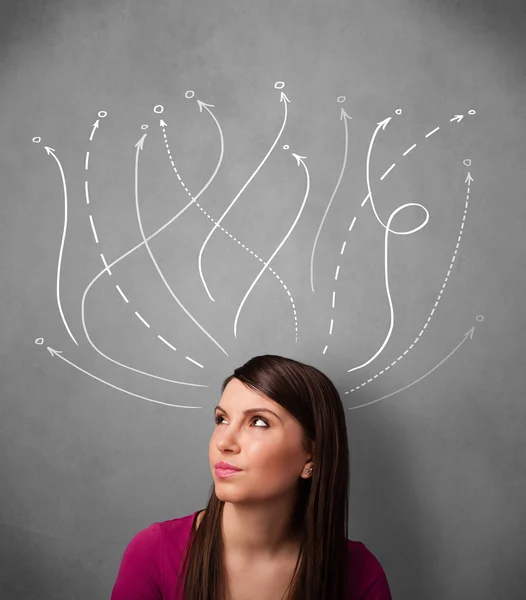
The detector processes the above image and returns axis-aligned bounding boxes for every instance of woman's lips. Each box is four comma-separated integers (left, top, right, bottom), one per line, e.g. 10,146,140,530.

215,467,242,479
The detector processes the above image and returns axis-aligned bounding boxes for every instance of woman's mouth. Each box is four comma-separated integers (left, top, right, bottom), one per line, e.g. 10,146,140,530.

214,467,242,479
214,461,242,479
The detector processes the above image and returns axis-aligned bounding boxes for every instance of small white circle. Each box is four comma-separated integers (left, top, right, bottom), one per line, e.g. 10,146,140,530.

154,105,164,114
35,337,44,345
468,110,476,115
337,96,346,103
98,111,107,118
185,90,195,99
395,108,402,115
283,144,289,150
141,124,148,130
463,159,472,166
476,315,484,322
32,137,41,143
274,81,285,89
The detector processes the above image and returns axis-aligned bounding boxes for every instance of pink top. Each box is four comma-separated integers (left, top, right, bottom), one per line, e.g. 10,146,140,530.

111,511,392,599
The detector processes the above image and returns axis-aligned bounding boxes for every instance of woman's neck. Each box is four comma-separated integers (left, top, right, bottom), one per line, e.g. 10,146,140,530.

220,501,301,561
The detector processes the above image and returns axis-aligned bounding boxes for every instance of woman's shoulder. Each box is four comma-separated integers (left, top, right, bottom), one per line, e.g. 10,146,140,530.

111,512,201,599
346,538,391,599
122,511,200,559
153,510,201,550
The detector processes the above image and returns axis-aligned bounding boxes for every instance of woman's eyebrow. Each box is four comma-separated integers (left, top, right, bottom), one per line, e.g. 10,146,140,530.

213,405,282,422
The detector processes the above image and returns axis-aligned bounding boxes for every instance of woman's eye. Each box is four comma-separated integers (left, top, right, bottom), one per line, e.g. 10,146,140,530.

214,415,268,427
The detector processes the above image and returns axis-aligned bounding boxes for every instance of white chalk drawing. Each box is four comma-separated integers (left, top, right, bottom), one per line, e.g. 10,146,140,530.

35,82,479,410
310,105,351,292
347,324,478,410
347,202,429,374
198,90,290,302
233,152,309,338
46,345,207,407
345,165,474,393
323,112,472,359
135,134,228,355
161,111,298,340
44,145,79,346
81,115,207,381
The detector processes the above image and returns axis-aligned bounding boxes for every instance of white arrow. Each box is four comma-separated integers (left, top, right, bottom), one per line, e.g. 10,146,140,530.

47,346,207,407
79,136,227,386
80,121,236,381
160,103,296,340
310,107,351,293
161,105,224,205
197,99,215,113
347,167,472,391
450,115,464,123
45,146,79,346
133,133,228,355
135,133,146,150
348,327,476,410
347,201,430,373
234,153,310,338
364,118,393,229
465,172,474,184
89,119,100,141
198,90,291,302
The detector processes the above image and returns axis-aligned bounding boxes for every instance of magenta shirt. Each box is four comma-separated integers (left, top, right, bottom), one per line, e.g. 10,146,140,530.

111,511,392,599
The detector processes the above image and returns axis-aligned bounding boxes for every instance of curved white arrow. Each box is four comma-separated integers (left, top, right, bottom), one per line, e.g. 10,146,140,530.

47,346,206,407
364,118,393,230
347,166,473,389
45,146,79,346
80,202,203,385
198,91,291,302
196,99,225,191
89,119,100,142
80,124,231,382
310,107,351,293
347,326,476,410
161,116,299,342
134,134,228,355
234,153,310,338
347,202,429,373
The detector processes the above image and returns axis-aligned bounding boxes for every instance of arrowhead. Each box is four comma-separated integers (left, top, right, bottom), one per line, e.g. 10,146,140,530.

450,114,464,123
92,119,100,129
159,119,167,127
464,326,475,340
377,117,392,130
340,107,352,121
44,146,55,155
291,153,307,166
465,173,474,183
280,92,291,104
135,133,147,150
196,99,215,112
47,346,63,357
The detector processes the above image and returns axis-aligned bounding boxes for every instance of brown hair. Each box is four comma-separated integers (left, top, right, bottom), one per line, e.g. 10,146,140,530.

175,354,350,599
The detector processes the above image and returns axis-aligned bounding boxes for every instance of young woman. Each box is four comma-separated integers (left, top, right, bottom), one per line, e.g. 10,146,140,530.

111,354,392,599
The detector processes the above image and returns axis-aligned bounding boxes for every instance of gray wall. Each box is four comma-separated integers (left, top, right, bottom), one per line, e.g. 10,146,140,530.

1,0,525,598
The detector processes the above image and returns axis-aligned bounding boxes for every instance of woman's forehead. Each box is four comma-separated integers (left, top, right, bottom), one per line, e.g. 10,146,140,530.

220,379,281,410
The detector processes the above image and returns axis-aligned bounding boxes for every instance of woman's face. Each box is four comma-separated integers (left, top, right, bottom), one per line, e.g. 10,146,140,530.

209,378,312,504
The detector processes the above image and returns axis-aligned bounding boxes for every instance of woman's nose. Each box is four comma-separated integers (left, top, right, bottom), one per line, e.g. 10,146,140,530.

216,425,241,450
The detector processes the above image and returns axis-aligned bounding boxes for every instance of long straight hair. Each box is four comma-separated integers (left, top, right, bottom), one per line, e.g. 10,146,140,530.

175,355,351,599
